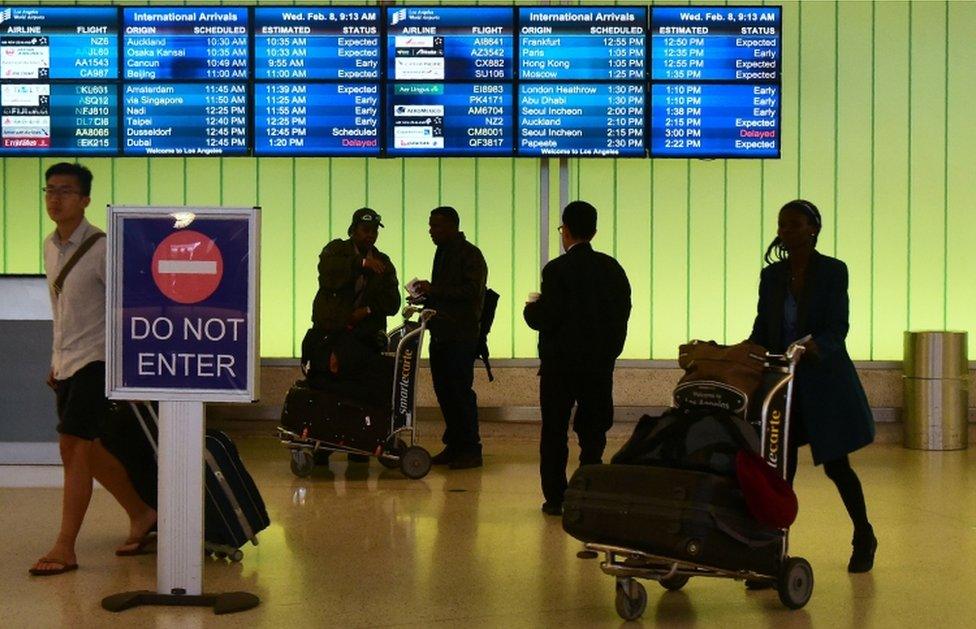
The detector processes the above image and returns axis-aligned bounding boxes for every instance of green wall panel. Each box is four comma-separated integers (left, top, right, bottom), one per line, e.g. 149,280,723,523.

651,161,689,358
946,2,976,358
616,160,652,359
872,1,910,360
2,0,972,360
4,160,42,274
835,0,874,360
907,3,947,333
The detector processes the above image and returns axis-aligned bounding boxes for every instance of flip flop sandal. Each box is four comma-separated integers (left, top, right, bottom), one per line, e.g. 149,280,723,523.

115,533,157,557
29,558,79,576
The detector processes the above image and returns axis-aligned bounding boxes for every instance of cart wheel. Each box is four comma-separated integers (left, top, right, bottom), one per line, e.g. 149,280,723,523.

290,450,314,477
614,578,647,621
777,557,814,609
379,439,406,469
659,574,690,591
204,549,213,557
400,446,431,479
313,450,332,466
215,551,227,560
230,549,244,563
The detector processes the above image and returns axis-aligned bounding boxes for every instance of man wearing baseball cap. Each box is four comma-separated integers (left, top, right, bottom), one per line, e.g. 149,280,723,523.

310,207,399,350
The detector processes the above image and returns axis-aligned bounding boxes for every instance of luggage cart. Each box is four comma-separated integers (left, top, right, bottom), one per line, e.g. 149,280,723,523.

579,341,813,618
277,306,435,479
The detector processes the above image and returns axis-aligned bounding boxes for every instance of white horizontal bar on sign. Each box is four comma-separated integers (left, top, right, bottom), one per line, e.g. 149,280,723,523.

157,261,217,275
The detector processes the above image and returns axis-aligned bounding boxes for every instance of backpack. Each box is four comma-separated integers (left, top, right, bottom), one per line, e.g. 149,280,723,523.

477,288,500,382
610,406,760,477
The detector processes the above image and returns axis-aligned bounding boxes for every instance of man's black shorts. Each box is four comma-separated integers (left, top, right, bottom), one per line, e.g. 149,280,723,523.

55,361,109,441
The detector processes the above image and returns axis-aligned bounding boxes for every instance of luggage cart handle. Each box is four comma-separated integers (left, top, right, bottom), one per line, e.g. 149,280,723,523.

766,335,811,367
401,305,436,323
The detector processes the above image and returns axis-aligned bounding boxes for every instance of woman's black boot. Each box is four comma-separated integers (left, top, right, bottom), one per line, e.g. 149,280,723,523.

848,528,877,573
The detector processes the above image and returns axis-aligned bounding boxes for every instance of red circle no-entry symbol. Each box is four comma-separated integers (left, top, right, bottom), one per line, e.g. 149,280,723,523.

151,230,224,304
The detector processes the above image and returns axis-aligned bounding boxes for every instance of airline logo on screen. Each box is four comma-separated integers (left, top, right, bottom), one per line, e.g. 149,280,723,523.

390,9,407,26
0,9,12,25
1,40,50,80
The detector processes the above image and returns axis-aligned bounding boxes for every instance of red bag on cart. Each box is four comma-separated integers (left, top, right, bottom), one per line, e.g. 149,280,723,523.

735,450,798,528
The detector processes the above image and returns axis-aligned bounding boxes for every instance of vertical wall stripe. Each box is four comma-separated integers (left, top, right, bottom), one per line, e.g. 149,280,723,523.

870,0,876,358
833,0,839,252
37,161,43,269
474,158,480,242
797,1,802,195
685,160,691,341
400,159,406,281
612,162,618,257
364,158,370,206
760,161,765,263
292,156,297,355
942,0,949,328
722,160,728,343
510,159,516,353
906,3,913,327
647,157,653,358
2,160,6,272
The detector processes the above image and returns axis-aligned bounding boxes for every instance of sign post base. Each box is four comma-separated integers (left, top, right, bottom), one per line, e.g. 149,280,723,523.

101,590,259,615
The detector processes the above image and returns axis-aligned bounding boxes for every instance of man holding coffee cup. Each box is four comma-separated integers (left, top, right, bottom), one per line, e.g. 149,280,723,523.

523,201,631,516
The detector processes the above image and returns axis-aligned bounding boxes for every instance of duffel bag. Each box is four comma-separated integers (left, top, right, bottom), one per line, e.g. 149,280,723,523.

676,340,767,413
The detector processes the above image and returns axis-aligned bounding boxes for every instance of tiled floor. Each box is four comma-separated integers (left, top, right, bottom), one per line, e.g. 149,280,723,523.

2,424,974,628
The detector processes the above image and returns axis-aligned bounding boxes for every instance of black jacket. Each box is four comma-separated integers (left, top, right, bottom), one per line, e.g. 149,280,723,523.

749,251,874,464
425,233,487,343
523,242,631,373
311,238,400,345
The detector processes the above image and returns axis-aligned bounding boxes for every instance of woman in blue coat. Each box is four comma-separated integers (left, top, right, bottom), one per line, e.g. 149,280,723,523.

749,199,877,573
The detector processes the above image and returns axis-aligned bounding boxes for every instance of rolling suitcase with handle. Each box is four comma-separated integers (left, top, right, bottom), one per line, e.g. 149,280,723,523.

121,402,269,561
562,463,783,576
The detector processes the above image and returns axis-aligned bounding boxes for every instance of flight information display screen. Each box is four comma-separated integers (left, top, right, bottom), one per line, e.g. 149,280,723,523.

386,83,513,156
649,6,781,158
121,8,249,156
0,5,784,159
0,6,119,155
517,7,646,81
254,7,380,81
122,83,248,156
254,83,379,156
514,7,646,157
0,6,118,80
386,6,514,81
0,83,118,154
519,83,644,157
122,7,249,81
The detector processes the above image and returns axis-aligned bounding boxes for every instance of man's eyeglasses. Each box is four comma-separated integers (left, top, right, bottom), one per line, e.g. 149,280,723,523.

42,186,83,198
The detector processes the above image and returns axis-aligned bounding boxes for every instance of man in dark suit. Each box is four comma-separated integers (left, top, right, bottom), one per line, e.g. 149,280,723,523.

524,201,631,515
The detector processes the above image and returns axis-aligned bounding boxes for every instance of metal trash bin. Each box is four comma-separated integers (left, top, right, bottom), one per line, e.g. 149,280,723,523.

903,331,969,450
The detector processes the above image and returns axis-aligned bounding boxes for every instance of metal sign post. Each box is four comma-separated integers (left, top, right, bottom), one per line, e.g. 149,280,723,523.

102,206,260,615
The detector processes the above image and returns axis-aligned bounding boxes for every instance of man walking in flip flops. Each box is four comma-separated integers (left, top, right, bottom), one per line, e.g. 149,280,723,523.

29,163,157,576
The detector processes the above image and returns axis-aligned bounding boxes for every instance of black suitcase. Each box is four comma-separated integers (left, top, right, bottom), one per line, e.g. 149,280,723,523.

281,381,394,453
117,403,269,559
562,464,783,576
204,430,271,555
102,401,159,508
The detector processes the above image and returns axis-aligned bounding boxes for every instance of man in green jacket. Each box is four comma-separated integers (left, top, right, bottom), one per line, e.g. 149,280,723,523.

311,207,400,351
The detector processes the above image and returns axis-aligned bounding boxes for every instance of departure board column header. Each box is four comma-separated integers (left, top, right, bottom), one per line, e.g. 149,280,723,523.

516,7,647,157
649,6,781,158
